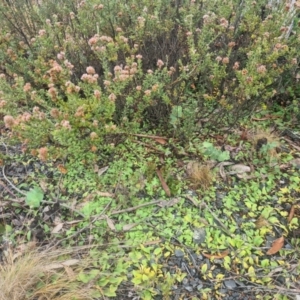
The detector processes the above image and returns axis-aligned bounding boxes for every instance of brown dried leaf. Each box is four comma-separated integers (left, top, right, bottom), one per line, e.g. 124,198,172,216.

97,166,109,176
154,138,167,145
39,180,48,192
57,164,68,174
156,169,171,197
123,223,138,231
252,115,279,121
97,191,114,198
287,205,295,223
51,223,64,234
64,265,76,280
219,163,227,180
46,259,79,270
142,239,162,246
229,164,251,174
45,263,63,270
279,164,290,170
106,217,116,231
65,220,81,225
202,249,229,259
266,236,284,255
255,216,270,228
61,259,80,267
157,197,181,208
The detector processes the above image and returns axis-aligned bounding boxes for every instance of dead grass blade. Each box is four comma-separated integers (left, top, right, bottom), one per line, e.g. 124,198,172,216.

0,247,95,300
287,205,295,223
156,168,171,197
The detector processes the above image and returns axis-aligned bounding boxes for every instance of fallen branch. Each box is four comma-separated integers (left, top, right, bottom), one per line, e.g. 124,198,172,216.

130,133,168,140
282,137,300,151
51,200,113,247
110,199,162,215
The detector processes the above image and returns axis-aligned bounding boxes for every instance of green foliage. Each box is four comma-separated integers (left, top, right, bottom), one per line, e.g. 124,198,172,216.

201,141,230,161
0,0,299,171
0,0,299,299
25,186,44,208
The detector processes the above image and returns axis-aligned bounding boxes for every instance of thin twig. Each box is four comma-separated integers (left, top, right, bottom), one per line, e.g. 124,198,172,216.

282,137,300,151
51,200,113,247
0,180,16,197
0,213,11,219
133,140,165,154
172,236,198,271
110,199,163,215
2,166,27,196
130,133,168,139
183,194,233,237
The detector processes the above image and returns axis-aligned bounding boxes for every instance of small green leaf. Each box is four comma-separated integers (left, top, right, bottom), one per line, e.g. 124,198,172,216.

248,266,256,277
201,263,208,274
78,272,90,283
154,247,162,256
103,285,117,297
26,187,44,208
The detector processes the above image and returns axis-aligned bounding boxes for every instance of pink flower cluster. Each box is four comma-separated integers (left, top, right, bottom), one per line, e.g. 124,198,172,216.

74,106,84,117
60,120,71,130
32,106,45,120
81,66,99,84
88,34,114,51
81,73,98,84
48,84,57,101
65,81,80,94
113,63,138,82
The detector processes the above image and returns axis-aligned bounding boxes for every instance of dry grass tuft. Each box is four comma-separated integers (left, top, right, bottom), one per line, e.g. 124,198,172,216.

186,161,214,189
250,128,280,160
0,245,95,300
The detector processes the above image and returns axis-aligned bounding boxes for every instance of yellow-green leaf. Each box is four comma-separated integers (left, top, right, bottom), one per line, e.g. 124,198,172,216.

201,264,208,274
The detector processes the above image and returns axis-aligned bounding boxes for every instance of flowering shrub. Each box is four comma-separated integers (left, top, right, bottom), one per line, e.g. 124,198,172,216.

0,0,299,166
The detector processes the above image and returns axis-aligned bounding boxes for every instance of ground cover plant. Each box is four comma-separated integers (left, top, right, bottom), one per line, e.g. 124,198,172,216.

0,0,299,299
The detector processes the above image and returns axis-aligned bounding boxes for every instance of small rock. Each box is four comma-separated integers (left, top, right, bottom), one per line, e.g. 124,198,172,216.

190,279,198,287
197,282,203,291
276,275,286,284
190,269,196,276
184,286,193,292
193,228,206,244
219,289,227,295
235,280,246,287
224,279,237,290
285,243,293,249
175,249,184,258
204,259,211,269
182,278,189,285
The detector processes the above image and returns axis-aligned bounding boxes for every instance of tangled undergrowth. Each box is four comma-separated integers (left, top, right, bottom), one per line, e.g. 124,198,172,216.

0,0,299,299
